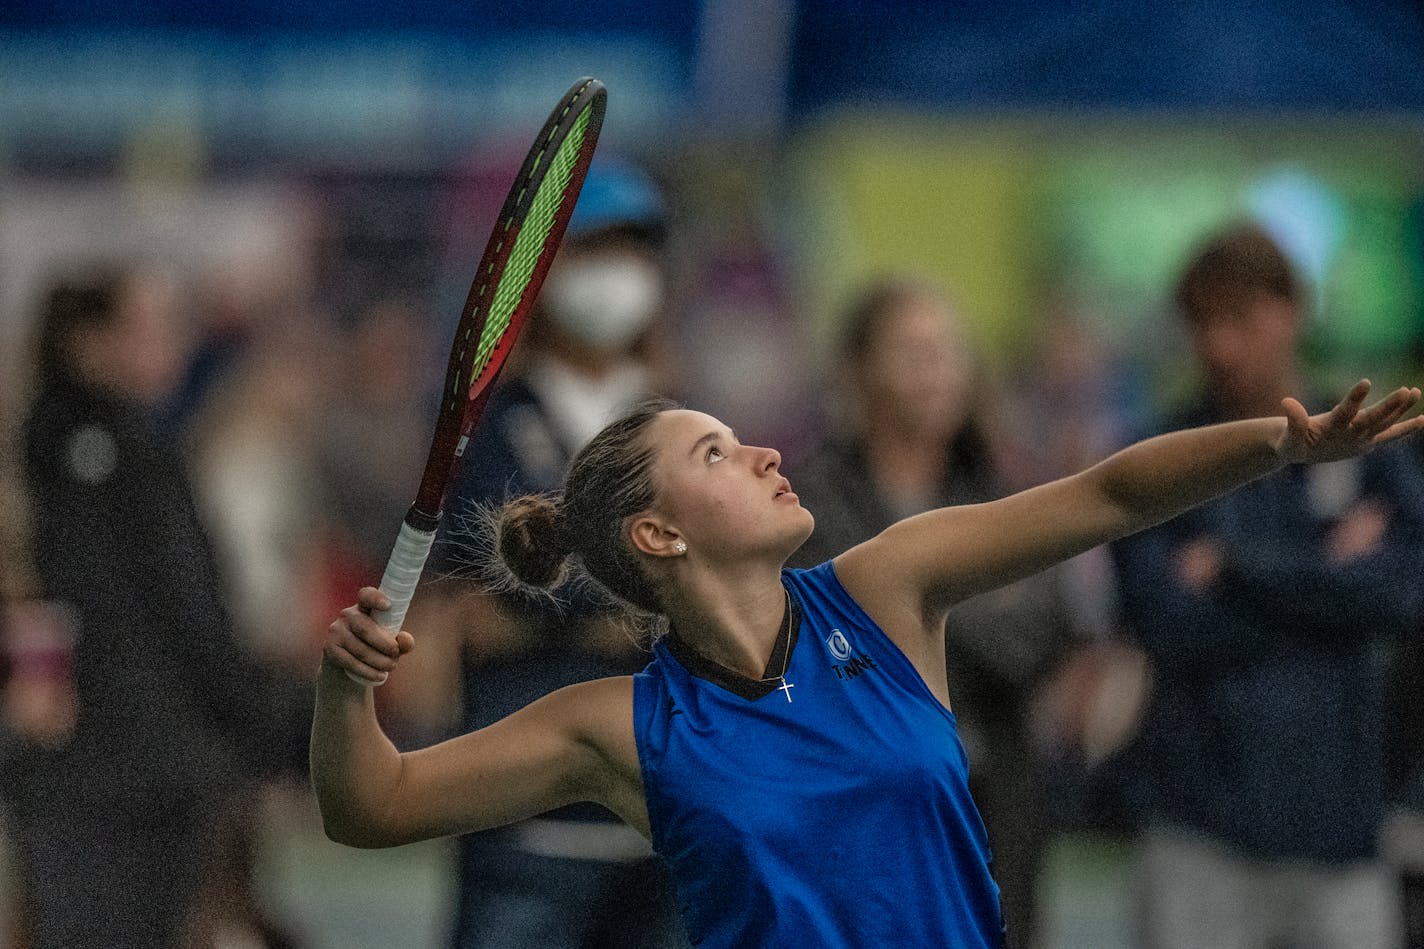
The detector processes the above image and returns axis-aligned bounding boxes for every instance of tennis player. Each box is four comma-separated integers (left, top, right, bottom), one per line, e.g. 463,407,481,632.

312,384,1422,947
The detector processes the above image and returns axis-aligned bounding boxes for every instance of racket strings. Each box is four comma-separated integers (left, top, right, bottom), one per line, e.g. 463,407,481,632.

467,101,593,388
442,80,599,418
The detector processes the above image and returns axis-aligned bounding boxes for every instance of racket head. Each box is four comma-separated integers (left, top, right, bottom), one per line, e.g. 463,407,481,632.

412,77,606,520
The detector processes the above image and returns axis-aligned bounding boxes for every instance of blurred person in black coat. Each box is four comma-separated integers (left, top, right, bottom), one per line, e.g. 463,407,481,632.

11,264,296,948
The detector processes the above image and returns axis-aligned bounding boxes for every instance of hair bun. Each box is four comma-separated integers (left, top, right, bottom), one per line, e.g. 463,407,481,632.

495,493,572,590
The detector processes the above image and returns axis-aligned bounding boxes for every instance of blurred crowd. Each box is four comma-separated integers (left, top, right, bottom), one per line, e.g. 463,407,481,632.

0,155,1422,949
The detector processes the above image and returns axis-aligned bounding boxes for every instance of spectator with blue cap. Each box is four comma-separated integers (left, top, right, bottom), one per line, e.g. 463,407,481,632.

430,156,689,949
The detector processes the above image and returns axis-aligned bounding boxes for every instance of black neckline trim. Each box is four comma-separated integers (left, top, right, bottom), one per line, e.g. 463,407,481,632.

664,585,801,701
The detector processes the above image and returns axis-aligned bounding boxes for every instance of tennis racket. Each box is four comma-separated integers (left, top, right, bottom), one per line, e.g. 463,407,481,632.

357,77,606,680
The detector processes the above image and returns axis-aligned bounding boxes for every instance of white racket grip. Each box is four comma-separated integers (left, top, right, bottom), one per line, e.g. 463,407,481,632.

373,520,436,632
344,519,436,688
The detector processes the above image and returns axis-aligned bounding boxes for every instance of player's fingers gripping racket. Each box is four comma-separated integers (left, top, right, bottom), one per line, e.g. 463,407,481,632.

353,78,606,684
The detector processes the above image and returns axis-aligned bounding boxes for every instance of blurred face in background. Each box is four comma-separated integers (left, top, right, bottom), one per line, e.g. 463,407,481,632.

348,300,431,405
853,292,973,444
538,236,664,360
1186,291,1298,413
70,271,188,407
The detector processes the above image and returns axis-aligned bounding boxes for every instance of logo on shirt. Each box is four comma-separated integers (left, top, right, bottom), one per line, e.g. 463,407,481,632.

832,654,879,681
826,628,879,681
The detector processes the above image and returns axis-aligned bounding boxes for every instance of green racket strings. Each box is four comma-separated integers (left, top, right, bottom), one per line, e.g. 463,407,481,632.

460,101,593,399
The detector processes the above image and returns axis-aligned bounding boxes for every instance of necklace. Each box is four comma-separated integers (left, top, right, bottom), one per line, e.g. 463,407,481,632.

664,587,798,703
758,588,795,703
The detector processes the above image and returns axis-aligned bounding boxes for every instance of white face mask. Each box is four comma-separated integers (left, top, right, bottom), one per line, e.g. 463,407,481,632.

540,256,662,349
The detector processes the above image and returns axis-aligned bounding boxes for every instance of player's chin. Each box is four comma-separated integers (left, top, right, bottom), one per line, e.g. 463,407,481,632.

761,509,814,560
787,507,815,545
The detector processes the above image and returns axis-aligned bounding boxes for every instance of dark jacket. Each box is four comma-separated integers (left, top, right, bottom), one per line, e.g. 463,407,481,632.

448,376,649,806
22,375,277,787
1112,397,1424,862
13,373,283,947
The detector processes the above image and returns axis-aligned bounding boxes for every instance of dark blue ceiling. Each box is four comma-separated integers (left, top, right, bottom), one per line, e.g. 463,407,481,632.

4,0,1423,116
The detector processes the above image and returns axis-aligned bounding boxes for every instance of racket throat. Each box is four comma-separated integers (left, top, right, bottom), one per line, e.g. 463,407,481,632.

404,504,441,534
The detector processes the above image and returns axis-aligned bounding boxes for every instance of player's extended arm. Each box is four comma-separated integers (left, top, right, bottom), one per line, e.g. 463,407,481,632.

838,381,1422,614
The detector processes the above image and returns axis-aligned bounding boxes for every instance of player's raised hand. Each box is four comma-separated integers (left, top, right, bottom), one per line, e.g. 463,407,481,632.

1277,380,1423,465
323,587,415,686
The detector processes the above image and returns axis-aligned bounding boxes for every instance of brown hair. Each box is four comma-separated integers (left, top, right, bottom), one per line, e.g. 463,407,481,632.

1175,224,1300,323
838,276,951,366
34,265,130,379
836,275,993,477
493,397,676,615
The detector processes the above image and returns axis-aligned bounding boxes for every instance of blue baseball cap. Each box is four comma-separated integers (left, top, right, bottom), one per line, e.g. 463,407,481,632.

567,157,666,245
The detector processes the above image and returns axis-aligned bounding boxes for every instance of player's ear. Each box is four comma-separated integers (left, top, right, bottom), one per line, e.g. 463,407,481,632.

629,514,684,558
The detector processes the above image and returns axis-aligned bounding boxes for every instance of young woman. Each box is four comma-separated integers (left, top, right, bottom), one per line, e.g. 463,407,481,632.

312,381,1423,948
788,277,1081,947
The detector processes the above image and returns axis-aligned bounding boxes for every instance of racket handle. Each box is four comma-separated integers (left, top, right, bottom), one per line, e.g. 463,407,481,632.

345,513,437,688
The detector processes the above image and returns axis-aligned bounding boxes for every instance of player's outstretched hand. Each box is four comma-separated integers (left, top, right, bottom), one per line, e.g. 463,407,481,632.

1278,380,1423,465
323,587,415,686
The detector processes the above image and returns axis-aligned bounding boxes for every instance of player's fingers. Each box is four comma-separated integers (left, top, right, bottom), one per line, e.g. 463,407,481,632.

339,604,402,657
330,611,402,664
1329,379,1372,427
395,630,415,655
1281,396,1311,437
1354,386,1419,434
343,628,401,671
1375,386,1422,428
323,641,389,685
1373,409,1424,446
357,586,391,614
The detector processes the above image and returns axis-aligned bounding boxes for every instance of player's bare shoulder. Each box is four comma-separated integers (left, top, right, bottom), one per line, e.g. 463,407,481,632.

555,676,636,749
830,522,932,624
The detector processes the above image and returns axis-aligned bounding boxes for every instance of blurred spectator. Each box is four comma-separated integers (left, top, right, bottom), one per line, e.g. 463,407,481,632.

1111,223,1424,949
1386,430,1424,949
13,264,298,948
157,231,322,440
303,297,446,749
432,158,687,948
317,298,441,582
787,277,1082,948
190,307,345,672
0,379,67,948
998,306,1153,832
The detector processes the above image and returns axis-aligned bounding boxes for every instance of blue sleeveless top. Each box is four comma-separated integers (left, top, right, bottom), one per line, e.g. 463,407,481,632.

633,562,1005,948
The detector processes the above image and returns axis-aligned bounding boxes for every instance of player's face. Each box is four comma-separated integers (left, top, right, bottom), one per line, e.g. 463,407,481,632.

645,409,814,563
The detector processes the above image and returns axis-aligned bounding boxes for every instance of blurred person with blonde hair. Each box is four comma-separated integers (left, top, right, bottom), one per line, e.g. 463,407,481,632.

789,277,1081,947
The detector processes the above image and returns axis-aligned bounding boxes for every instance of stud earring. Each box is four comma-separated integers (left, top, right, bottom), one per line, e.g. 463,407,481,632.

674,540,687,554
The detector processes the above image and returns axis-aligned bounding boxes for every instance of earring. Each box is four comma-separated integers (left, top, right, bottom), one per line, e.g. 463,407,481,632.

674,540,687,554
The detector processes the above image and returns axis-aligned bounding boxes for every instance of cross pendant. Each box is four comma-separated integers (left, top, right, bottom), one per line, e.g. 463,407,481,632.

777,677,795,703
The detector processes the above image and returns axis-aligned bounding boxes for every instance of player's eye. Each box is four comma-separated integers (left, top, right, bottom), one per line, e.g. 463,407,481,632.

706,445,725,463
